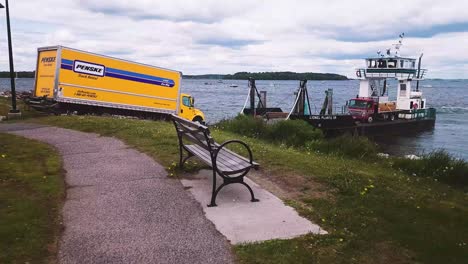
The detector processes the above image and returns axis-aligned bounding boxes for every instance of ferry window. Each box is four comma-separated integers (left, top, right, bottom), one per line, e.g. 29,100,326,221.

400,83,407,96
182,96,192,107
412,61,416,68
388,59,397,68
367,60,376,68
378,60,387,68
400,60,404,68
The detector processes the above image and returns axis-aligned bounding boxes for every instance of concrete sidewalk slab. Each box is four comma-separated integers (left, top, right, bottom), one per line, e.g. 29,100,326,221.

181,170,327,244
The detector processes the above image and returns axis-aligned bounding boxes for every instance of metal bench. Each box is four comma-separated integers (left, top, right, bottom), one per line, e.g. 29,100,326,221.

171,114,260,207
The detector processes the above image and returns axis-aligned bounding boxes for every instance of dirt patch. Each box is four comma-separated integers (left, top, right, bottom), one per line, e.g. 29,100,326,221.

358,242,417,264
248,169,333,201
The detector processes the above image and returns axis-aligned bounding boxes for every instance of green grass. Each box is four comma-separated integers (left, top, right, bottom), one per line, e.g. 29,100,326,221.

0,133,64,264
32,115,468,264
0,97,44,119
391,150,468,189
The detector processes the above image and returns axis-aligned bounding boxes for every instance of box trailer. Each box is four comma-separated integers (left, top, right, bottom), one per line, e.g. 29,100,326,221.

29,46,205,122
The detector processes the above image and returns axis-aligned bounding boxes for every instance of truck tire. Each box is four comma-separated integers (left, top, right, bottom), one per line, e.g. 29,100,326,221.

390,114,395,121
192,116,204,124
367,116,373,123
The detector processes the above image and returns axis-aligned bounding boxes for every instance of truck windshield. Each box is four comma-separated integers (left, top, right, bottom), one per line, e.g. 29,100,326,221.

348,100,369,109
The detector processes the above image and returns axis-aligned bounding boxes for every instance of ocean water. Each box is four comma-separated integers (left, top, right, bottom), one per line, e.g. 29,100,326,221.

1,78,467,160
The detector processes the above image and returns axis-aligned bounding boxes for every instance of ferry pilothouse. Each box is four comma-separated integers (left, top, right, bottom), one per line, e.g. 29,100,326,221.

242,34,436,136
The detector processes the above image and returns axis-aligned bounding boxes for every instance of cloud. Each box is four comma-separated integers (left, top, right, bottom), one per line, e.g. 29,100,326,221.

0,0,467,78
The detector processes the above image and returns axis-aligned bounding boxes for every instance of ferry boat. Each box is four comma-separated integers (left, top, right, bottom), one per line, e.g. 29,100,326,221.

242,34,436,136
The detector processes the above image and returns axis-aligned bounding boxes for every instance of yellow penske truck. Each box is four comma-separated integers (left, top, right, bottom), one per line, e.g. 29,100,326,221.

28,46,205,122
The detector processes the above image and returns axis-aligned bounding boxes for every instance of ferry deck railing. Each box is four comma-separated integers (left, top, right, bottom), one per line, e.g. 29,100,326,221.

357,69,427,79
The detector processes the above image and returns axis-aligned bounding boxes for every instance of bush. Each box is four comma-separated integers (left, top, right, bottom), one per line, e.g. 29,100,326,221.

392,150,468,188
215,115,322,147
267,119,323,147
216,115,268,138
305,135,379,159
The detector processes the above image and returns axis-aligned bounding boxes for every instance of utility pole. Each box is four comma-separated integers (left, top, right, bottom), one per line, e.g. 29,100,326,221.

1,0,21,116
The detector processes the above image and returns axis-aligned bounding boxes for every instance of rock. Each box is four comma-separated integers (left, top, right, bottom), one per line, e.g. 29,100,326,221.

377,153,390,158
404,154,421,160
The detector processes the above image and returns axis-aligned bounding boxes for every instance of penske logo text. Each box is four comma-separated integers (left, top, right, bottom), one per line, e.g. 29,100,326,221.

73,60,105,77
41,57,56,63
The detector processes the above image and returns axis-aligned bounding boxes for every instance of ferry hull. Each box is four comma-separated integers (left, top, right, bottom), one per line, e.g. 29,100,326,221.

292,115,435,137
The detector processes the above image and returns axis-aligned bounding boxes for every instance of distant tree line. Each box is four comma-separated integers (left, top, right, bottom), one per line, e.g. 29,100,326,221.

183,71,348,80
2,71,347,80
223,71,348,80
183,74,225,79
0,71,35,78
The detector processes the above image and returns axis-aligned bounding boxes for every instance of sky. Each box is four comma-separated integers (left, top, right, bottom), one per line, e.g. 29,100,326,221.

0,0,467,79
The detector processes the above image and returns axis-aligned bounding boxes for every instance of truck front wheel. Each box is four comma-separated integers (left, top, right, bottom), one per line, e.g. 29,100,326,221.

192,116,204,124
367,116,373,123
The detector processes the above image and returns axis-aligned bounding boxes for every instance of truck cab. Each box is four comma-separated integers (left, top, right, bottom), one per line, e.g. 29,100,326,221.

179,93,205,123
348,98,376,123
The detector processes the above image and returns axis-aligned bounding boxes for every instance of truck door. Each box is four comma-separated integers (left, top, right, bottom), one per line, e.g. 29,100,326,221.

34,48,58,98
179,95,195,121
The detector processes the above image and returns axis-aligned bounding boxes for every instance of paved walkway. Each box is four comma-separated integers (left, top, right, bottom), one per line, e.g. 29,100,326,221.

0,123,233,264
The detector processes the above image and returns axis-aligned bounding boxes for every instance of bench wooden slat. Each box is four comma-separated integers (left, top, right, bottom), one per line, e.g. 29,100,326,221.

215,150,250,171
214,143,259,168
185,145,252,173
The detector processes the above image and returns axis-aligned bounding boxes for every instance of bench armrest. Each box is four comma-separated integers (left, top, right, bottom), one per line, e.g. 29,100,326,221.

213,139,253,167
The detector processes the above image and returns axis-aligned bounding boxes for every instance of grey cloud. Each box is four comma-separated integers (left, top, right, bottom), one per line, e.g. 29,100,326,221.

85,5,219,24
197,38,264,48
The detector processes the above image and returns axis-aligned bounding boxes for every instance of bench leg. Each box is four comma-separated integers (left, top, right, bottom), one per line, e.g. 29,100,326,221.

208,169,218,207
178,145,184,168
240,181,260,203
179,147,193,168
208,173,260,207
208,183,226,207
181,152,194,167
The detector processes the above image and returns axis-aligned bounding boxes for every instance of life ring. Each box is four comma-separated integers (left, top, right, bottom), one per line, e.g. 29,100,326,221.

356,70,362,78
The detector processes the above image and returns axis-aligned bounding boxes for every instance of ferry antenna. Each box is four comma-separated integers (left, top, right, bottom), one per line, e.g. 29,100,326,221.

392,33,405,57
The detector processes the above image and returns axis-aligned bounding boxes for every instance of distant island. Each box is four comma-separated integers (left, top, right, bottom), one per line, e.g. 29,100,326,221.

184,71,348,80
1,71,348,80
0,71,35,78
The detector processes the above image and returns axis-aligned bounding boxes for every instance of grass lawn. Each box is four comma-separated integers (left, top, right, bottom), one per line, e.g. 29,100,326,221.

0,97,44,119
32,115,468,264
0,133,64,264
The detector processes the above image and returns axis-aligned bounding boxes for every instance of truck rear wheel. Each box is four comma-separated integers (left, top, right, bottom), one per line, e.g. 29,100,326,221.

390,114,395,121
